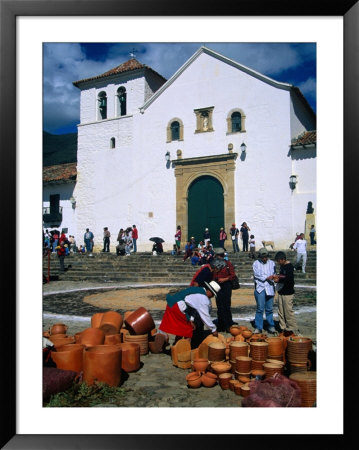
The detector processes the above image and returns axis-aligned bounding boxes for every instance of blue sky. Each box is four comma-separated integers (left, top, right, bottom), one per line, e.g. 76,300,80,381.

43,42,316,135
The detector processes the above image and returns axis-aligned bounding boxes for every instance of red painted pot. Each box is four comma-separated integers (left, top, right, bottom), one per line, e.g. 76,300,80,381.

124,307,155,335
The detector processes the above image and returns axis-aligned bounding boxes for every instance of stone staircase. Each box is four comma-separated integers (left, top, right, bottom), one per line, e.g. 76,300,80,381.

43,250,316,286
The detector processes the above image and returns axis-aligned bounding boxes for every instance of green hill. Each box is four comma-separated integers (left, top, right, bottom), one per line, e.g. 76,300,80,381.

43,131,77,166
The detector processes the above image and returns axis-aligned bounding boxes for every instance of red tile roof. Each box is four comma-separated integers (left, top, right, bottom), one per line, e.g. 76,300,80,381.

73,58,166,87
291,131,316,147
43,162,77,184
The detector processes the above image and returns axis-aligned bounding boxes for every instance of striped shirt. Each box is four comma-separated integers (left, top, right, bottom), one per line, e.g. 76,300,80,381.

253,259,276,295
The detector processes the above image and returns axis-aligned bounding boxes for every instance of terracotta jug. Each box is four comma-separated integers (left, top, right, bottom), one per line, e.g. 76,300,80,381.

83,345,122,387
79,327,105,347
99,311,123,335
51,344,84,372
124,307,155,335
91,312,104,329
50,323,68,335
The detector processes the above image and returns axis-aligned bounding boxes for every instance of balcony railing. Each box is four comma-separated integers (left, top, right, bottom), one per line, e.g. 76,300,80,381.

43,206,63,224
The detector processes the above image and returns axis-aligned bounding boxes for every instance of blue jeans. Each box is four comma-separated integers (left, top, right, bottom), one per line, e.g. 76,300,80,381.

84,239,92,253
254,289,275,331
133,239,137,252
232,238,239,252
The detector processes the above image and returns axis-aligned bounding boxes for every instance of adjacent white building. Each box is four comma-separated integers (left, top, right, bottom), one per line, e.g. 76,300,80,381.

43,46,316,251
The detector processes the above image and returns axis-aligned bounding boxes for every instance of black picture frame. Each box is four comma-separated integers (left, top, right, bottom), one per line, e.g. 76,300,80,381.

1,0,356,448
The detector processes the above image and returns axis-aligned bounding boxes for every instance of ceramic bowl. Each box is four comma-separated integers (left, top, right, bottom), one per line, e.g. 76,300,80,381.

201,371,217,388
186,371,202,388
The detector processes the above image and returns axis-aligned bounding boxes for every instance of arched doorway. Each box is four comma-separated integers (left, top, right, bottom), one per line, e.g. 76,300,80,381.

188,175,224,247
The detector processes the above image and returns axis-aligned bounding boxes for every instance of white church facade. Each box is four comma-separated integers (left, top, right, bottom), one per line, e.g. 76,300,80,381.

43,46,316,251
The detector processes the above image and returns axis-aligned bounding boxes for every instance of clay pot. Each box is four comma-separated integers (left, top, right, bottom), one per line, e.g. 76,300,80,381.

50,323,68,335
229,360,237,374
208,342,226,362
266,358,285,367
250,333,266,342
201,371,217,388
218,372,233,390
99,311,123,335
249,341,269,361
211,361,232,376
83,345,122,387
122,311,135,328
234,334,246,342
124,333,149,355
229,325,241,336
240,384,250,397
124,307,155,335
287,337,312,364
79,327,105,347
263,362,284,378
242,330,253,339
193,358,209,373
289,371,316,407
229,341,249,360
238,325,248,333
234,382,244,395
229,379,240,391
116,342,141,372
235,372,251,383
104,333,122,345
186,371,202,388
91,312,104,329
51,336,75,348
235,356,252,374
74,332,82,343
251,360,266,371
120,328,130,340
51,344,84,372
266,337,284,357
177,351,192,369
288,361,311,374
49,333,67,341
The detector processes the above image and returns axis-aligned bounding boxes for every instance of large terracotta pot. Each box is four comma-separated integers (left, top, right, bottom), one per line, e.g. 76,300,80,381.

99,311,123,335
104,333,123,345
287,337,312,364
83,345,122,387
263,362,284,378
50,323,68,335
249,341,269,361
124,333,149,355
124,307,155,335
91,312,104,329
265,337,284,357
289,371,316,407
235,356,252,373
122,311,135,328
51,344,84,372
229,341,249,360
79,327,105,347
229,325,241,336
193,358,209,373
116,343,141,372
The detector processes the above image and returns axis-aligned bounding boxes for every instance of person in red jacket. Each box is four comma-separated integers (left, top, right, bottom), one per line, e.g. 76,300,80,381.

132,225,138,252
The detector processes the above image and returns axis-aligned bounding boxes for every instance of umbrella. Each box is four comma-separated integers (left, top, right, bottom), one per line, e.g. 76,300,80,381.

149,237,165,244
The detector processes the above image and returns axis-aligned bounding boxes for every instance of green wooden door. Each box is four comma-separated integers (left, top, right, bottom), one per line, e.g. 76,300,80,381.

188,176,224,247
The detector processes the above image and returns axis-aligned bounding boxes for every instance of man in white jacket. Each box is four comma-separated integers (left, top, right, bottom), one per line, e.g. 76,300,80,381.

293,233,307,273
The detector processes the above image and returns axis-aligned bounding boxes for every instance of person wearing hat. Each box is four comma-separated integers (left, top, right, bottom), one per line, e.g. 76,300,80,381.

212,248,238,331
219,227,227,250
252,247,278,335
229,223,240,253
189,258,226,287
203,227,211,245
156,281,221,349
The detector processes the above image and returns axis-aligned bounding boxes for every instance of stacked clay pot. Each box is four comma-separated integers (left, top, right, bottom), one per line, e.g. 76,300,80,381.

201,371,218,388
235,356,252,374
104,333,122,345
210,361,231,376
51,343,84,372
251,369,265,380
234,382,244,395
289,371,317,407
79,327,105,347
83,345,122,387
124,333,149,355
229,379,240,392
287,336,312,374
124,307,155,335
249,341,268,371
208,342,226,362
192,358,209,373
240,383,251,397
91,312,104,329
177,351,192,369
262,362,284,378
116,342,141,372
229,341,249,373
49,334,75,349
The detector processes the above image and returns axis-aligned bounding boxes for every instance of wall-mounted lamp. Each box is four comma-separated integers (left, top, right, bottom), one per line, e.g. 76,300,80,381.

240,142,247,153
165,151,171,162
289,175,298,191
70,196,76,208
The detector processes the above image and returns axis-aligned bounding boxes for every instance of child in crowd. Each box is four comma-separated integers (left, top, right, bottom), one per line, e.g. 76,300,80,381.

249,235,255,259
171,244,177,256
79,245,85,254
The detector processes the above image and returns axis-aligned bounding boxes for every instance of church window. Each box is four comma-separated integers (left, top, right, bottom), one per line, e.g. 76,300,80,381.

98,91,107,120
110,137,116,148
167,118,184,142
231,112,241,132
171,121,180,141
117,86,127,116
226,108,246,134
